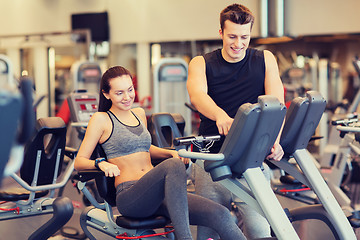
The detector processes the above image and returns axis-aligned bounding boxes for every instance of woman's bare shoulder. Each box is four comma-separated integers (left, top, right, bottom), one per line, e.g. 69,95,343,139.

132,107,145,116
88,111,110,127
132,107,146,122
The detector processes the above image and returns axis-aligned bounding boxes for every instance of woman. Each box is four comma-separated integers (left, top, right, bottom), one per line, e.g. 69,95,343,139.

74,66,246,240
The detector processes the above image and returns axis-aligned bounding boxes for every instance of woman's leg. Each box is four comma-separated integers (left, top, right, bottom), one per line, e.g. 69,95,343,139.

116,158,193,240
187,193,247,240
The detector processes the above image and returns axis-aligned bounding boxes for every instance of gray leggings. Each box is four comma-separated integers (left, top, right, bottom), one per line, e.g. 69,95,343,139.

116,158,246,240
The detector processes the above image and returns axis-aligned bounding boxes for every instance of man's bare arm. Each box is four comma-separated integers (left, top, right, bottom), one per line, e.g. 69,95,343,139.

187,56,233,135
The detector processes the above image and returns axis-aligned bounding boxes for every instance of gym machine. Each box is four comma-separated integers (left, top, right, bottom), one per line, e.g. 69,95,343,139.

176,92,357,240
153,58,191,135
65,61,101,149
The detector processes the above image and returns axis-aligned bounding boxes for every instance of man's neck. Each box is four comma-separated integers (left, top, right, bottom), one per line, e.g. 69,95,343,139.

221,48,247,63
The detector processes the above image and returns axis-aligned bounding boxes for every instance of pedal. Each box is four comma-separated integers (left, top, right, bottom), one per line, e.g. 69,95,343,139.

348,210,360,228
279,175,301,185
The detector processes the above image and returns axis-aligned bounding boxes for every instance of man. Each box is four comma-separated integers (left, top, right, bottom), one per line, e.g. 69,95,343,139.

188,3,284,159
187,3,285,239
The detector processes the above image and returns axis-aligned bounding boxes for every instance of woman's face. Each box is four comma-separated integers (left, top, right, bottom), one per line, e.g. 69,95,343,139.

104,75,135,111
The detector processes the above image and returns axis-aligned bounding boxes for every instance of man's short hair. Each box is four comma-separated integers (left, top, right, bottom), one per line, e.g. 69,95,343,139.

220,4,255,31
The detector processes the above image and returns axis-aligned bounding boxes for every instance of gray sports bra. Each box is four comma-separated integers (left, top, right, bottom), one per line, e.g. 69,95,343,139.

101,111,151,159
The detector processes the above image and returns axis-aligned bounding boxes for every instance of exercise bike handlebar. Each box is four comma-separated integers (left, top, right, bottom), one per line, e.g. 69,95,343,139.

336,125,360,133
331,117,358,126
178,149,224,161
173,135,221,146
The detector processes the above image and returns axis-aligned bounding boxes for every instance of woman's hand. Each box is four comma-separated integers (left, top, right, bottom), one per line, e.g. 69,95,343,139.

98,161,121,177
169,150,190,164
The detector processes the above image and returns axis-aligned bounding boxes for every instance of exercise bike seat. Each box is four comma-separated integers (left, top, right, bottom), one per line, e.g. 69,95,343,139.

0,117,67,201
0,186,48,201
147,112,185,150
0,116,75,240
76,169,171,229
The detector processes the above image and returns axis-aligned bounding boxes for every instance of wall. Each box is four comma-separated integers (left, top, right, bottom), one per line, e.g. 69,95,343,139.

2,0,360,45
2,0,360,118
285,0,360,36
108,0,260,43
0,0,260,45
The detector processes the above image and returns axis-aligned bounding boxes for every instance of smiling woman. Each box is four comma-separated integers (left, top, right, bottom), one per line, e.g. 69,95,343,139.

103,75,136,111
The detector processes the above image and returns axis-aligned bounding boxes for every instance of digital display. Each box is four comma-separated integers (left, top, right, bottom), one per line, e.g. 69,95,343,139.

75,97,97,102
83,69,101,77
166,67,183,75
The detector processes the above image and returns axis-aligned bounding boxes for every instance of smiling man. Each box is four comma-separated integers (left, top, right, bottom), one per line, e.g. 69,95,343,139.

188,3,284,158
186,3,285,239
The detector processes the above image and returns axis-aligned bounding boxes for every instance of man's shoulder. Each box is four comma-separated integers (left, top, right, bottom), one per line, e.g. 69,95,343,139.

204,49,221,64
204,48,221,57
246,48,265,62
248,47,263,55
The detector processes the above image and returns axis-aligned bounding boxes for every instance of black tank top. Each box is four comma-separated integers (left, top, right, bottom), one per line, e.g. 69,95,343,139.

199,48,265,152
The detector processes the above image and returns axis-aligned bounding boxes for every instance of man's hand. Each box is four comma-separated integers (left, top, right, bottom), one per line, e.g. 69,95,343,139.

216,114,234,136
266,142,284,161
98,161,121,177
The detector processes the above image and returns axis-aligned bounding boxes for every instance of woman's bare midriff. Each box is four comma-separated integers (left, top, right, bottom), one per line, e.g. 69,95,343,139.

108,151,154,188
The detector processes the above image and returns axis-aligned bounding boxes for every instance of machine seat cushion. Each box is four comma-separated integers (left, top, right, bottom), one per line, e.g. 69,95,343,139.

0,187,48,201
116,215,170,229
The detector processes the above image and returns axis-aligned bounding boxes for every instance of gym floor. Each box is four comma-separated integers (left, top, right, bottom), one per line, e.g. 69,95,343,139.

1,172,360,240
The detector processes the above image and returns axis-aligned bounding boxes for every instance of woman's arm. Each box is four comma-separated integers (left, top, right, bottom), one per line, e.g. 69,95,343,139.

74,112,120,176
149,145,189,164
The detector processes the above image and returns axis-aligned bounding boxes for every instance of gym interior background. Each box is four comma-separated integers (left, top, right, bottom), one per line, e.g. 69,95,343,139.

1,0,360,121
2,0,360,239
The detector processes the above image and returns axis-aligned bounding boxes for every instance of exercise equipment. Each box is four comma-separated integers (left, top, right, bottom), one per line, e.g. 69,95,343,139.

65,61,101,149
329,121,360,227
320,57,360,168
175,92,357,239
273,94,360,226
71,61,102,94
266,91,356,239
321,118,360,208
0,77,35,185
175,95,297,239
0,117,75,240
66,90,101,206
75,145,175,240
153,58,191,135
56,61,101,124
305,58,360,221
67,90,98,126
147,113,186,150
0,54,16,89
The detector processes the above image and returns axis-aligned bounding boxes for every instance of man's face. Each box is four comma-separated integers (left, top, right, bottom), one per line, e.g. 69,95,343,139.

220,20,252,63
